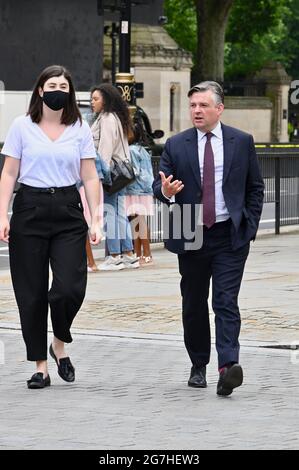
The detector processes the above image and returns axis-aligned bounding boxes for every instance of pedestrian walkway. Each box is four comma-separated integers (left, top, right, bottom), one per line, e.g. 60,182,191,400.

0,231,298,449
1,231,299,344
0,329,298,450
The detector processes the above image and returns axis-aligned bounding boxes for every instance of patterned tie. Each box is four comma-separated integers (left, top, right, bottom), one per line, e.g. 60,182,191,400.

202,132,216,228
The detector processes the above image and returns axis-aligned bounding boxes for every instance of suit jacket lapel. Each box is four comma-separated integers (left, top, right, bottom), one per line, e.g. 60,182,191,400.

185,127,201,189
222,123,236,184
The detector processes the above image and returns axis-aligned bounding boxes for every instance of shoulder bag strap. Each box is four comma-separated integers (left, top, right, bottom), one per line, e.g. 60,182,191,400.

114,113,128,159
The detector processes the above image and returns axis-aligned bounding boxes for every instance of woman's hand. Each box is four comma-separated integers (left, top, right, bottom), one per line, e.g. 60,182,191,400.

0,216,10,243
89,219,102,245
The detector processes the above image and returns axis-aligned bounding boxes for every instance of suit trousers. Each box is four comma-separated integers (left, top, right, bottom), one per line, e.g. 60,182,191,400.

178,219,250,369
9,184,88,361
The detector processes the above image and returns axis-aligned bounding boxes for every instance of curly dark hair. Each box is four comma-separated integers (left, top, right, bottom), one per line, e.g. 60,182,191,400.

28,65,82,125
90,83,133,138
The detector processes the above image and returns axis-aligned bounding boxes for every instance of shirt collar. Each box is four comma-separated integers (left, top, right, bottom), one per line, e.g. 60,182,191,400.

197,121,222,141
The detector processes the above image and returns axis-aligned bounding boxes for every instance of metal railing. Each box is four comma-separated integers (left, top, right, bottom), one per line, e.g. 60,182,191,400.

257,146,299,234
222,80,267,97
149,148,299,242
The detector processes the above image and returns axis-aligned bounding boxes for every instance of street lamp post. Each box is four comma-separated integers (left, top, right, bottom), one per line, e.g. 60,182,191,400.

119,0,131,73
104,22,119,85
116,0,136,114
111,22,118,85
98,1,150,111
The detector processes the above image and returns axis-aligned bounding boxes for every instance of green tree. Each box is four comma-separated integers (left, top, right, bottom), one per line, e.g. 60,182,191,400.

165,0,234,82
225,0,292,78
276,0,299,79
164,0,294,81
164,0,197,58
194,0,234,82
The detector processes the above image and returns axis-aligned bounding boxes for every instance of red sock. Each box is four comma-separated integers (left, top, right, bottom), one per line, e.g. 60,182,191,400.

219,362,236,373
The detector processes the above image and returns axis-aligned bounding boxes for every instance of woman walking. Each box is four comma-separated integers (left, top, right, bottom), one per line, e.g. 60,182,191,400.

0,65,101,388
90,83,139,270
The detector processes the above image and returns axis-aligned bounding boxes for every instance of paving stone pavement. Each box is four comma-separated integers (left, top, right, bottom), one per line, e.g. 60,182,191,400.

0,230,299,449
0,329,298,450
1,231,299,344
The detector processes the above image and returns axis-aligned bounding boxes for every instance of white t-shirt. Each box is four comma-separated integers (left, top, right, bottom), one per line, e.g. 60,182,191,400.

2,115,97,188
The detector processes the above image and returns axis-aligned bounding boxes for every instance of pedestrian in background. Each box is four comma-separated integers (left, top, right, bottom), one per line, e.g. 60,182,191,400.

77,119,105,273
90,83,139,270
0,65,101,389
125,125,154,265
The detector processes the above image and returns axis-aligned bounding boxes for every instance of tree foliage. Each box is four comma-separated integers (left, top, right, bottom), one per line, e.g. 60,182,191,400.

276,0,299,79
226,0,289,45
164,0,197,58
164,0,297,79
225,0,292,78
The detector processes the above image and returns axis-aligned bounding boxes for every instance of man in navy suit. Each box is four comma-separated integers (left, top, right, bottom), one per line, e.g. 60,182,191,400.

153,81,264,396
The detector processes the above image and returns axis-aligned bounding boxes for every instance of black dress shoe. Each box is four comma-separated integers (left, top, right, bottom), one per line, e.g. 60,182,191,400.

49,344,75,382
217,364,243,396
27,372,51,389
188,365,207,388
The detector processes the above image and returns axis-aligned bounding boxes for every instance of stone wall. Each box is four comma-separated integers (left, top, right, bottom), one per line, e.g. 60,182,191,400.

221,97,273,142
135,68,191,137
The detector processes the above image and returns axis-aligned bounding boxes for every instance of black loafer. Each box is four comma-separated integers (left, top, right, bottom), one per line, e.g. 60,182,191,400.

49,344,75,382
188,365,207,388
217,364,243,396
27,372,51,389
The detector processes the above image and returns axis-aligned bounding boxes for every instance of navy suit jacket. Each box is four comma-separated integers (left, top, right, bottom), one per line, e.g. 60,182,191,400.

153,123,264,254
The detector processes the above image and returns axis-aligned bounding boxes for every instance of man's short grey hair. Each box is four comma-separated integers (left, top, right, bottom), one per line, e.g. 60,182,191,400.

188,81,224,105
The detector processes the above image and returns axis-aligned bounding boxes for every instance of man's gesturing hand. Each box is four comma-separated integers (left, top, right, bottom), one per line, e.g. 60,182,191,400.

159,171,184,199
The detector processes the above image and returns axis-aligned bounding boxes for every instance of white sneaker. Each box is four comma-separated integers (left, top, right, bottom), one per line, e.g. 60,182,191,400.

122,254,140,269
98,256,125,271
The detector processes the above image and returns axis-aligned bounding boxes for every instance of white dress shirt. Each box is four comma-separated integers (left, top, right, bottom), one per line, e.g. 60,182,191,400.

197,121,229,223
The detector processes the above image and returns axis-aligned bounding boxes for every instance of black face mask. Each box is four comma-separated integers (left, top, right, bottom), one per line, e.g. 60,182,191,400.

42,90,69,111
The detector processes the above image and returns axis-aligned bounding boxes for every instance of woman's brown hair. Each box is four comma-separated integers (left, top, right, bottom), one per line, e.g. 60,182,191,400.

90,83,133,138
28,65,82,125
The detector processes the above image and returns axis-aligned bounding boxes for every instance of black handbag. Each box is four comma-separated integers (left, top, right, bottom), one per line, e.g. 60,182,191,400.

102,116,135,194
102,154,135,194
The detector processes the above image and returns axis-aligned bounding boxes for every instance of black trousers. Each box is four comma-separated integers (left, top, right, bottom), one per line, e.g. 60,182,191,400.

9,184,88,361
178,219,250,369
